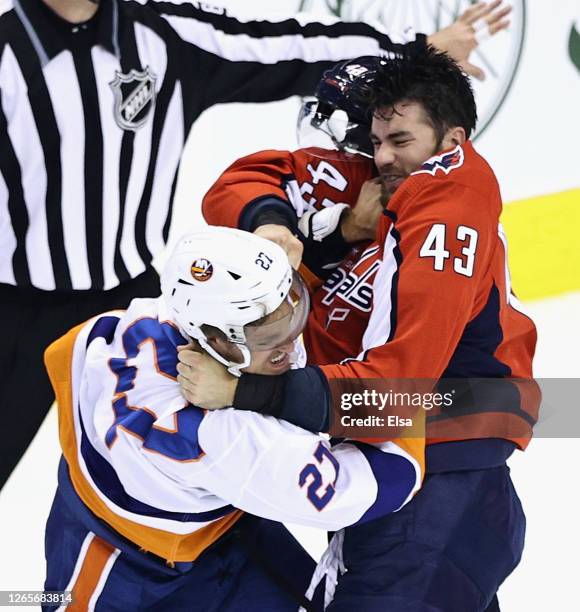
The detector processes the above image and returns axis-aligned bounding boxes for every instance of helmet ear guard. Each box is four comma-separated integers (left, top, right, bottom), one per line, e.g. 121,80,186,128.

297,100,373,159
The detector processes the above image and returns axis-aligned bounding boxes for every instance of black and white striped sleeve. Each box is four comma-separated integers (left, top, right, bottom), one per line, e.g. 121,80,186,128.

149,1,427,106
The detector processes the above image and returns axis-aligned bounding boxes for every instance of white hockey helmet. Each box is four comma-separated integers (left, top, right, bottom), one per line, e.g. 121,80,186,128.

161,227,310,374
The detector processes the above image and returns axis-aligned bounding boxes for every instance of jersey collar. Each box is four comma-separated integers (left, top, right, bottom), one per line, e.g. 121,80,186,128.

14,0,120,66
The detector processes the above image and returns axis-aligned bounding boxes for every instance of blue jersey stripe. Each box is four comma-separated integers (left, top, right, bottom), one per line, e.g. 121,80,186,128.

348,441,416,524
86,315,120,347
442,284,511,378
78,413,235,523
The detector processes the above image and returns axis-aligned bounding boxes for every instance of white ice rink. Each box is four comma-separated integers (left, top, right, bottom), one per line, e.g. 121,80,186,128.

1,291,578,611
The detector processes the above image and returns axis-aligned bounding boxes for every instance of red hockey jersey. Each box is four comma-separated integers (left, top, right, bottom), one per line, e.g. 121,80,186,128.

318,142,539,447
203,143,539,448
202,147,374,226
304,241,383,365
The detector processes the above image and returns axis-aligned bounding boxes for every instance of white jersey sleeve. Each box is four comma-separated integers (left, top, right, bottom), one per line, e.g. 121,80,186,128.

194,408,422,530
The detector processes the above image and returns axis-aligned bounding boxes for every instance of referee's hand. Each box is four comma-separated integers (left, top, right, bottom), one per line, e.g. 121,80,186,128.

427,0,512,81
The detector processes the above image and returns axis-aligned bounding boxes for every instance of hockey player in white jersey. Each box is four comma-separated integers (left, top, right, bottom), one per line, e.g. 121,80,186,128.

43,227,423,611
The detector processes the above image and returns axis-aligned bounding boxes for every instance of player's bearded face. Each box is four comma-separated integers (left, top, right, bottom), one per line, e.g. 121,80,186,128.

371,102,441,199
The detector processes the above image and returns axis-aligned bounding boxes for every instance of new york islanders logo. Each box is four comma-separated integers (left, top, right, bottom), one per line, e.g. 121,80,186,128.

412,145,465,177
191,258,213,282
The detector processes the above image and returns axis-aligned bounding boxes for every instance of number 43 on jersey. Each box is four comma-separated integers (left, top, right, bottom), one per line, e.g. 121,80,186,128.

419,223,479,277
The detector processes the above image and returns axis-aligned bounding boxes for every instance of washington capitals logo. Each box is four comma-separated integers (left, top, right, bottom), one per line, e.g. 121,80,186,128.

110,67,156,131
191,258,213,282
412,145,465,177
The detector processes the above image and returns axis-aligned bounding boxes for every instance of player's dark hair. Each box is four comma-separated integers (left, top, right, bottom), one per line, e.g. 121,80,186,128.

369,46,477,141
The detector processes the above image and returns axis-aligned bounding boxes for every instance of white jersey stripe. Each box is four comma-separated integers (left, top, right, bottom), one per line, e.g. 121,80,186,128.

132,21,176,264
0,169,16,285
146,82,184,262
360,227,399,353
0,0,13,19
56,532,95,612
44,51,91,289
118,29,155,279
153,0,341,26
92,46,123,290
163,16,387,64
498,223,530,317
0,43,54,289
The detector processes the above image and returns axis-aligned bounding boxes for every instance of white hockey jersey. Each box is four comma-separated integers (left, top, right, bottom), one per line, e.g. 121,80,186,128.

45,297,424,563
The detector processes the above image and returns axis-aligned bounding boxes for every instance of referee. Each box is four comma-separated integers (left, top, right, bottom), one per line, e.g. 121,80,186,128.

0,0,493,488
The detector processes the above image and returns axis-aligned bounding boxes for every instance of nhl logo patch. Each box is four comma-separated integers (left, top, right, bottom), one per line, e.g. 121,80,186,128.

191,259,213,282
110,67,156,131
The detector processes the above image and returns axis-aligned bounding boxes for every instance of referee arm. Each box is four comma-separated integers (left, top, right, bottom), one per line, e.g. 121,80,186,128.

149,0,427,105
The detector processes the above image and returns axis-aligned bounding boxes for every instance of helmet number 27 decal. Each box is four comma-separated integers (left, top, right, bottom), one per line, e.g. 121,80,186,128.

256,251,274,270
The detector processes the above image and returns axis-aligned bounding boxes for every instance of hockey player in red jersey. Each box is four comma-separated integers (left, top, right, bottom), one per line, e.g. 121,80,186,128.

201,55,388,363
180,48,538,612
201,140,383,364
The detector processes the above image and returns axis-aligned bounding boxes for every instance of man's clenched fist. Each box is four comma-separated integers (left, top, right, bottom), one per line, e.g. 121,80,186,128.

254,224,303,269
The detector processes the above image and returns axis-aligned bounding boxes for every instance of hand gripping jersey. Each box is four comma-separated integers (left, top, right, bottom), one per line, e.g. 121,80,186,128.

45,297,423,563
318,142,539,448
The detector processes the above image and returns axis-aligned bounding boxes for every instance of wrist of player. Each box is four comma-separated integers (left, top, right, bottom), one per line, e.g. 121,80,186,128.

340,207,373,243
212,376,238,409
177,370,235,409
233,373,286,417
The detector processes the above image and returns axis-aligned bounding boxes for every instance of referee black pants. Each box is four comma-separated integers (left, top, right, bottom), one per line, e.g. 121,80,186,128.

0,268,161,490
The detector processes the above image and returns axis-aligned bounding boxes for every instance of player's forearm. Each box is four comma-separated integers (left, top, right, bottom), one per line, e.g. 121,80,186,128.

200,410,421,530
239,197,297,233
234,366,330,433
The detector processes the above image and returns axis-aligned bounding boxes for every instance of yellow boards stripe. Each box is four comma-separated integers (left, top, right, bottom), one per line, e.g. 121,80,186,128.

501,188,580,301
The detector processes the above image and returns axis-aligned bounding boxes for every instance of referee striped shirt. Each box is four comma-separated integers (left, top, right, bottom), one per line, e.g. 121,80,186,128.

0,0,425,291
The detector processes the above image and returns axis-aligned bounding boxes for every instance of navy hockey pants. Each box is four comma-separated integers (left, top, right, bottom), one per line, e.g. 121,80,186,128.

44,462,319,611
327,464,525,612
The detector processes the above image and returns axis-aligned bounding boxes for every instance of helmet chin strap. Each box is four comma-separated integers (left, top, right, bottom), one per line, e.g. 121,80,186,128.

196,336,251,378
181,324,252,378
